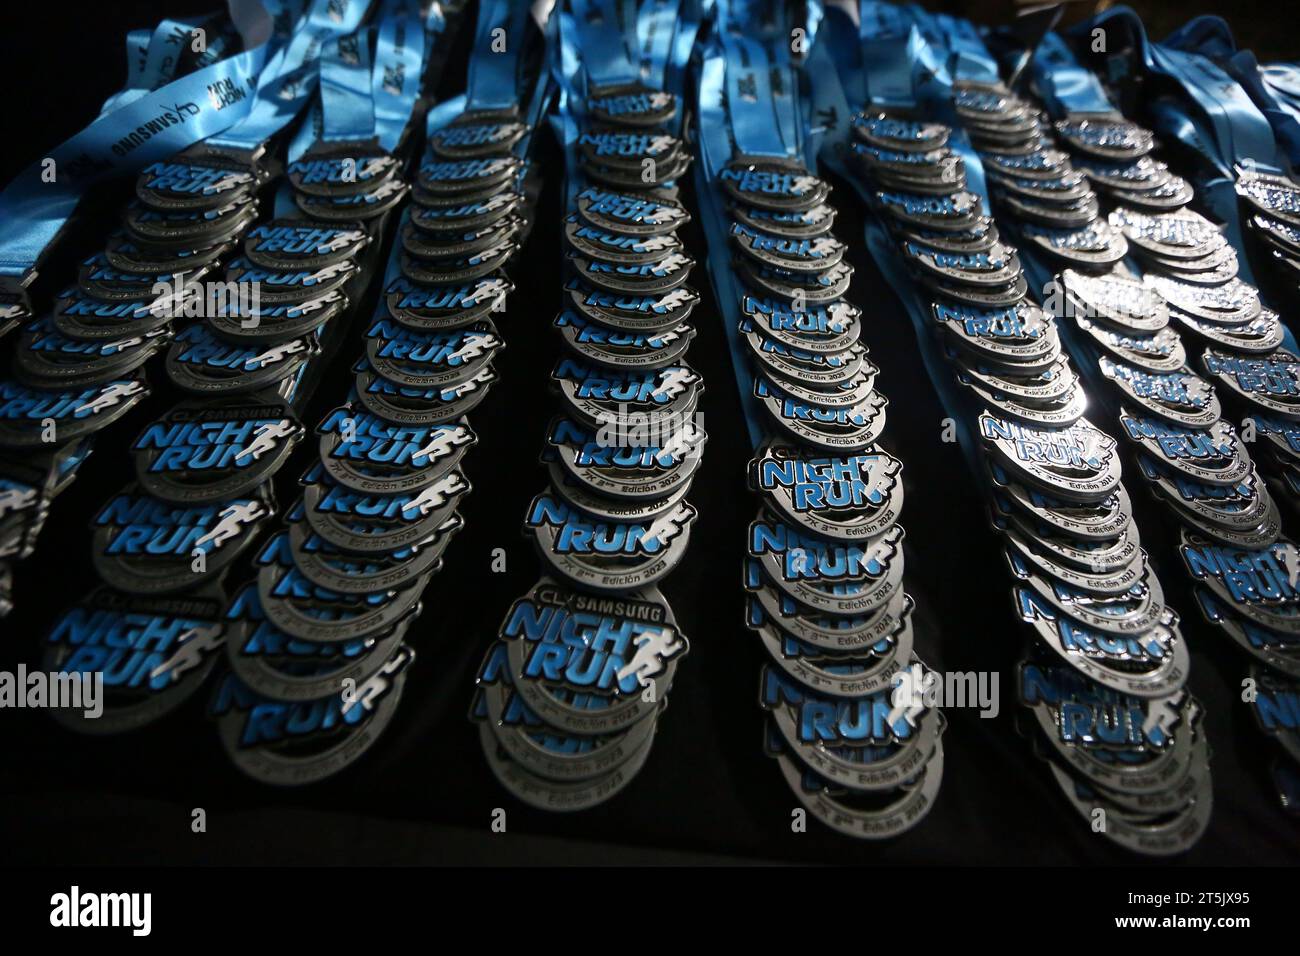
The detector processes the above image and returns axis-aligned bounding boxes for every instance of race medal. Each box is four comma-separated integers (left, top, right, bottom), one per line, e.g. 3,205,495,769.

1195,589,1300,677
1020,220,1128,268
553,311,695,369
1055,270,1166,334
719,162,831,213
224,256,359,304
473,641,660,782
753,603,913,699
355,364,497,425
1014,586,1188,697
852,112,950,151
497,577,687,735
979,412,1122,502
1054,116,1153,160
91,484,272,594
1201,348,1300,420
1097,358,1221,429
208,291,347,346
564,217,683,266
1180,531,1300,634
243,220,368,269
165,323,317,396
225,583,409,702
0,377,147,449
525,491,695,591
1236,170,1300,228
1117,411,1251,486
317,406,475,494
364,319,503,389
761,663,944,794
210,646,412,785
575,186,689,236
1174,308,1284,354
749,441,902,541
749,511,905,617
300,464,468,555
429,113,527,159
548,415,704,502
385,274,512,330
1144,274,1260,326
136,151,258,212
1074,316,1185,374
566,281,699,334
933,301,1059,371
254,531,426,642
131,400,302,504
742,295,860,355
552,358,701,430
754,373,888,452
53,287,175,342
287,151,401,198
588,84,677,127
44,584,227,733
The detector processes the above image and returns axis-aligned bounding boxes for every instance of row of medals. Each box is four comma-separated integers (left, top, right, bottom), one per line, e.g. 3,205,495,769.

198,111,541,783
713,111,945,835
1043,101,1300,811
471,81,704,811
982,81,1300,842
0,24,256,611
845,77,1221,854
33,125,446,780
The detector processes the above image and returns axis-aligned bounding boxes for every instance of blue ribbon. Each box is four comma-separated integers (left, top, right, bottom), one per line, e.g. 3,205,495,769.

721,32,789,158
695,29,765,449
104,17,208,113
1031,31,1113,116
288,0,430,160
859,1,919,110
208,0,371,152
1080,6,1284,176
464,0,534,111
570,0,641,89
0,0,282,280
636,0,679,89
1155,14,1300,171
320,26,376,143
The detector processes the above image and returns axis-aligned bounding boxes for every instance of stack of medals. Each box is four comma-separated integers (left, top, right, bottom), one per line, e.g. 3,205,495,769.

836,17,1207,850
37,141,284,736
208,8,484,785
1016,36,1300,808
0,141,256,615
473,0,696,811
901,26,1213,851
205,154,421,785
696,27,942,839
39,4,456,777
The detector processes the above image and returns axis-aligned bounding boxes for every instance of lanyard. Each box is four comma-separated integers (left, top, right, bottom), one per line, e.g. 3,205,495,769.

1083,6,1285,176
721,32,789,159
464,0,534,111
635,0,679,89
1031,31,1113,116
0,0,282,281
859,1,917,110
935,12,999,86
289,0,430,160
207,0,372,152
104,17,206,113
1158,14,1300,171
570,0,640,89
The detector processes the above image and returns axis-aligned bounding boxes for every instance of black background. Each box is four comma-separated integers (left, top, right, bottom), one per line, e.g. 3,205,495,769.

0,1,1297,866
